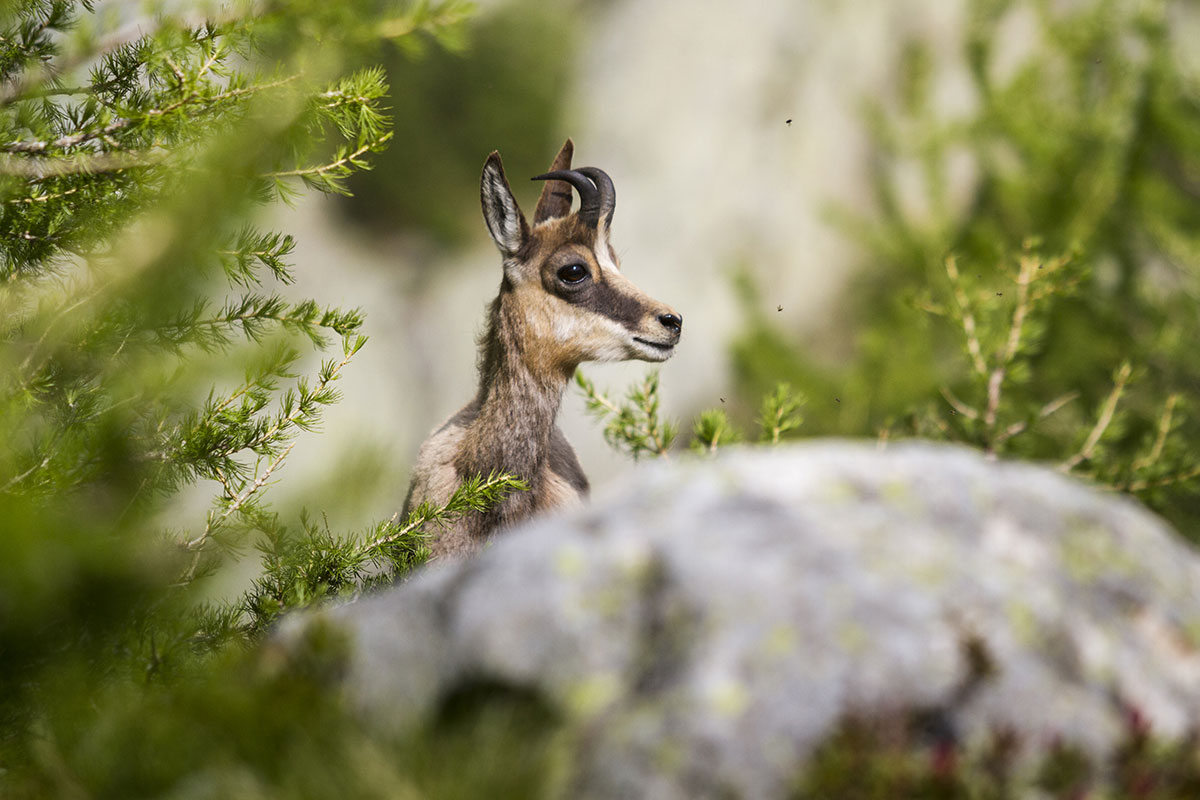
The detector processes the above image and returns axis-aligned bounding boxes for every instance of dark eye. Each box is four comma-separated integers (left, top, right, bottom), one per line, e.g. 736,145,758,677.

557,263,588,284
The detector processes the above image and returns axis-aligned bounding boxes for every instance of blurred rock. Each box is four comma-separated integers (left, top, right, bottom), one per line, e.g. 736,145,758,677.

287,441,1200,798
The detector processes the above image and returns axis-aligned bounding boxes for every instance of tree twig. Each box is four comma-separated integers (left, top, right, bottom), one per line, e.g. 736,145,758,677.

1061,362,1132,471
264,136,388,180
939,385,979,420
181,440,297,581
1121,463,1200,494
1,76,299,157
0,149,165,178
1132,393,1178,471
993,391,1078,446
945,256,988,377
984,256,1035,431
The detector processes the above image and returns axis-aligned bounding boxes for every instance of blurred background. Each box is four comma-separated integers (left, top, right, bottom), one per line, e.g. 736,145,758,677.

4,0,1200,794
270,0,1013,525
271,0,1200,536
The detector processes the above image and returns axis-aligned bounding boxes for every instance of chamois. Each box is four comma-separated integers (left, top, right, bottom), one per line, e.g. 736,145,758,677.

402,139,683,559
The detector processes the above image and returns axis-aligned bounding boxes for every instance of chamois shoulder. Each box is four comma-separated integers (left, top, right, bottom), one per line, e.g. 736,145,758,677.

548,425,588,495
402,401,479,517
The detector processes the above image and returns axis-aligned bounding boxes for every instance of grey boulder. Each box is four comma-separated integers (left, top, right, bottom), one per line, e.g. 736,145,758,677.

287,441,1200,798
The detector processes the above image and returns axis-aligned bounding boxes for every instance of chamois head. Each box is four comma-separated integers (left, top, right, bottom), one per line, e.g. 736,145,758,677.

479,140,682,376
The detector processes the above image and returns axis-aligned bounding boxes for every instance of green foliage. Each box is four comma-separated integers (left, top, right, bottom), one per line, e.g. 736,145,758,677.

730,0,1200,537
6,620,563,799
578,371,805,458
758,382,806,445
688,382,807,455
900,245,1200,499
576,369,678,459
5,1,1199,796
0,1,541,795
230,470,526,638
793,712,1200,799
691,408,742,455
341,0,577,244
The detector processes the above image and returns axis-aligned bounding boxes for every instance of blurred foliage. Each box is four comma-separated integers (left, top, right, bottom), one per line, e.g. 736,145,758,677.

0,1,526,795
792,711,1200,799
339,0,577,246
5,0,1200,796
7,620,564,799
730,0,1200,537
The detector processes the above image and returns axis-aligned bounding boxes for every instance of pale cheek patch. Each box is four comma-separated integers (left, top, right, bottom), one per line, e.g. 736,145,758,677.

574,311,636,362
543,304,633,363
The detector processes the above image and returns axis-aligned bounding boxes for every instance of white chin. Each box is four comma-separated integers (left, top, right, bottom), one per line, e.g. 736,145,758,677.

630,339,675,362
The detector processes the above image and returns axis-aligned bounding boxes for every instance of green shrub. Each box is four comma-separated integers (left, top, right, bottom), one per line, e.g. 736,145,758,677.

729,0,1200,537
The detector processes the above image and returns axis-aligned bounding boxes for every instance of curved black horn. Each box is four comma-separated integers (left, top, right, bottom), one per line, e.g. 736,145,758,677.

531,169,603,228
575,167,615,229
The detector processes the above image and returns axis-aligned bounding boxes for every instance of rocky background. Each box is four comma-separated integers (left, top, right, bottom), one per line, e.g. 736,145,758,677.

264,0,1012,523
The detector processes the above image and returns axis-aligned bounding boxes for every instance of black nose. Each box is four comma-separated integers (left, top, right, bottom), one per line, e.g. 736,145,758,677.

658,313,683,334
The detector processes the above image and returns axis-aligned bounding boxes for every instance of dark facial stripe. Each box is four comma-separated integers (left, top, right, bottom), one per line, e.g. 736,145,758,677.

571,276,648,328
537,239,649,330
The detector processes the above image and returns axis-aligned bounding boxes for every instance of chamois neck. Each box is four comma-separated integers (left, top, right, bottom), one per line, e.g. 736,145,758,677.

466,291,569,483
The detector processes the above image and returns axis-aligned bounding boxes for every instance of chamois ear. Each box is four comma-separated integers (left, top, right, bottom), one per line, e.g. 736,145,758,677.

480,151,529,257
533,138,575,224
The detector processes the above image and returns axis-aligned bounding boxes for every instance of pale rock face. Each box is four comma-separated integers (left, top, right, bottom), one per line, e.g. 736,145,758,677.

282,442,1200,799
567,0,979,407
275,0,989,502
274,0,1188,518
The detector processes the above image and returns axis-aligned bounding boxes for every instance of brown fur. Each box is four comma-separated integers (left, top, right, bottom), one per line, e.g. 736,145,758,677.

403,140,681,560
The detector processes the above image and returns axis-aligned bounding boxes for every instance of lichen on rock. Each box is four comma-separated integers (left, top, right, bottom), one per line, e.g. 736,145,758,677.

282,441,1200,798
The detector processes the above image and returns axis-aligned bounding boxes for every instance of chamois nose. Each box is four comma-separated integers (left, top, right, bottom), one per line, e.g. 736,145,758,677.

658,313,683,335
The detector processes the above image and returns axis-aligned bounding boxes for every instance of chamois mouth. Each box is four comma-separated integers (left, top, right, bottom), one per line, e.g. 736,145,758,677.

632,336,676,361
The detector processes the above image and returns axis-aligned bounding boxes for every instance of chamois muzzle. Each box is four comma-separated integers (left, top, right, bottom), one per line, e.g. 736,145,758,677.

531,167,616,229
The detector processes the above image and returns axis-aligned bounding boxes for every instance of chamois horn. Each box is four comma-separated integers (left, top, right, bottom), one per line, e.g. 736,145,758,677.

531,167,616,229
576,167,615,229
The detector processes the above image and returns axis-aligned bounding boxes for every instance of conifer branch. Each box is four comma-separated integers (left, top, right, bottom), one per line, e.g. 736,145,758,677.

1061,362,1132,471
3,185,81,204
0,76,299,156
0,149,165,177
249,341,360,452
984,255,1035,431
187,440,298,557
1,118,134,154
1132,393,1178,472
210,347,299,417
576,376,620,416
264,134,391,181
1121,464,1200,494
757,382,804,443
993,391,1078,446
939,386,979,420
577,370,676,460
0,452,53,494
0,7,243,106
363,471,527,554
376,1,476,40
944,256,987,377
176,339,363,582
691,409,741,455
15,284,107,383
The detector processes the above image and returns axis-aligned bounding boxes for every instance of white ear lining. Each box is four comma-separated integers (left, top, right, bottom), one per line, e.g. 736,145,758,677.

482,166,524,256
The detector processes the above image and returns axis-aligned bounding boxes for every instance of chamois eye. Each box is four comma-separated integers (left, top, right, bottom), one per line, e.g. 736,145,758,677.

557,263,588,284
